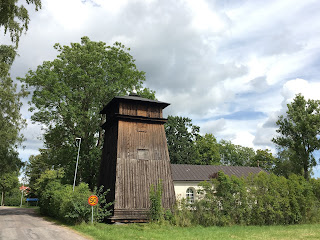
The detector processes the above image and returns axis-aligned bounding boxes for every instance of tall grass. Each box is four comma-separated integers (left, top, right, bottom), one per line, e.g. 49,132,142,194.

72,223,320,240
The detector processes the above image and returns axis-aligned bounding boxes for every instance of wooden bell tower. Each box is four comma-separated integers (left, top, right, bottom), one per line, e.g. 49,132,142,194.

99,93,175,222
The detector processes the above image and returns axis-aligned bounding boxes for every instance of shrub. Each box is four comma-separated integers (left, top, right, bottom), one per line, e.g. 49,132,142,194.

4,188,24,206
61,183,92,224
149,181,164,222
171,199,193,227
94,185,113,222
34,169,112,224
175,171,320,227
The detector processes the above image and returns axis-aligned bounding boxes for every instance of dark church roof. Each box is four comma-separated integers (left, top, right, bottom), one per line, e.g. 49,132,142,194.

171,164,266,181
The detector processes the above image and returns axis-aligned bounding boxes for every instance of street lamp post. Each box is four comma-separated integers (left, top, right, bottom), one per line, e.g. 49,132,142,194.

73,138,81,192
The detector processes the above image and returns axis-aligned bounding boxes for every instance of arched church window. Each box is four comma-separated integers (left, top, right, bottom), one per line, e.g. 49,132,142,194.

186,188,195,204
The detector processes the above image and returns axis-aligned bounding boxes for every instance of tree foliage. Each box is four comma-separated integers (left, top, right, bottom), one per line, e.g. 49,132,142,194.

272,148,297,177
0,35,26,178
33,169,112,224
0,45,17,77
195,133,220,165
165,115,276,171
0,171,19,206
0,0,41,46
20,37,154,189
252,149,277,172
0,0,41,77
165,116,200,164
177,172,320,227
0,76,26,176
272,94,320,180
25,150,51,190
0,0,40,178
219,140,255,166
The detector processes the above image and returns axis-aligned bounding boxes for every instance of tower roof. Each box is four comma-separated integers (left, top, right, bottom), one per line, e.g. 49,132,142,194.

100,95,170,114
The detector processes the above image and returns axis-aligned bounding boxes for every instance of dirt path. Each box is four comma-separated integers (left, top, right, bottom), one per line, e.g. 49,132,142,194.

0,206,90,240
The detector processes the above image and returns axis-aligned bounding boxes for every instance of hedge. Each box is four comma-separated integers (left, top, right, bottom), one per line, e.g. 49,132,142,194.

172,172,320,226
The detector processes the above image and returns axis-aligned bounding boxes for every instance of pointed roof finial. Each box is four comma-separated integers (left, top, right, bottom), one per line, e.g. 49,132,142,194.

129,86,139,96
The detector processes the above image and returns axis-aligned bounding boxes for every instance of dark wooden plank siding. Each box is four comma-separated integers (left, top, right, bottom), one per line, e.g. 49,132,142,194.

115,120,175,212
100,96,175,221
117,121,170,162
98,121,118,208
115,158,175,210
119,102,162,118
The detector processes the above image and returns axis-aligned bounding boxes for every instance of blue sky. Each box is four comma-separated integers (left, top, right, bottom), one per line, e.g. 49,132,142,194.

3,0,320,177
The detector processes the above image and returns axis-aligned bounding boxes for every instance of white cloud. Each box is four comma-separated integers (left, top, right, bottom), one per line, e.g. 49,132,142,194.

18,119,44,162
186,0,229,33
200,118,227,135
232,131,255,148
281,78,320,102
200,118,262,149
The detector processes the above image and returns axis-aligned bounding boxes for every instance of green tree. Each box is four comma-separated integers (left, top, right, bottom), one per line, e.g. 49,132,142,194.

0,0,41,47
272,148,298,177
0,0,40,177
137,87,156,100
1,0,41,79
20,37,154,189
219,140,255,166
25,150,51,191
0,37,26,178
195,133,220,165
0,172,19,206
0,77,26,176
252,149,276,172
165,116,200,164
272,94,320,180
0,45,17,78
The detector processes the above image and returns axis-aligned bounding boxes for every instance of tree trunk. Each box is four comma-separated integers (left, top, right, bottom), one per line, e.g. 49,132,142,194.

97,115,106,148
304,159,309,180
1,191,4,206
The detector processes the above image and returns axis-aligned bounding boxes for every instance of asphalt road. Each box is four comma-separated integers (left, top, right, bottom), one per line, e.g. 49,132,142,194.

0,206,89,240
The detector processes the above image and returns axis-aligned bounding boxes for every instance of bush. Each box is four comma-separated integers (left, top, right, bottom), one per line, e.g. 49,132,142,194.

149,181,164,222
174,171,320,227
60,183,92,224
34,169,112,224
4,188,24,206
171,199,193,227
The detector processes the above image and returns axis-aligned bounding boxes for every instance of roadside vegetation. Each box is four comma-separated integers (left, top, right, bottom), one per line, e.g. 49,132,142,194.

31,169,112,224
69,173,320,239
147,172,320,227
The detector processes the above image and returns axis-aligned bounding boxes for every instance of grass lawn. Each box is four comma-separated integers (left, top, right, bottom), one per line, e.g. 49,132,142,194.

72,223,320,240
